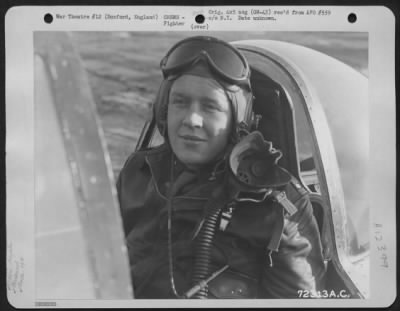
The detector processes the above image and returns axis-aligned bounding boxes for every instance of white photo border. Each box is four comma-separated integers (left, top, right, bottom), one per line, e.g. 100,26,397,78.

5,5,396,308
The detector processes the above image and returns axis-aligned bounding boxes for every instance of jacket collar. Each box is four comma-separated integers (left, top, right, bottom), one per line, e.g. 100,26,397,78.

144,144,228,198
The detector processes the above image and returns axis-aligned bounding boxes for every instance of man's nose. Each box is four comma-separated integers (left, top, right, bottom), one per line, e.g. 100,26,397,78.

182,105,203,128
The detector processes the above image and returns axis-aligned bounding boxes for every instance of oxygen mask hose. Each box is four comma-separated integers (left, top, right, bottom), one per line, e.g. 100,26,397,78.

191,186,227,299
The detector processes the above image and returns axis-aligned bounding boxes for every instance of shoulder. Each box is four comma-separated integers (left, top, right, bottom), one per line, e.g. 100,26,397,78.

282,175,309,204
120,143,169,173
116,144,169,207
280,176,315,225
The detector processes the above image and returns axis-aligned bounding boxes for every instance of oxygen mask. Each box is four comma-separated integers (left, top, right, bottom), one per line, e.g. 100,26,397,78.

228,131,292,201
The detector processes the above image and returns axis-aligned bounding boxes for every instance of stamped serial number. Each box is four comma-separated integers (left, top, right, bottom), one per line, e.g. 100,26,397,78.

297,289,350,298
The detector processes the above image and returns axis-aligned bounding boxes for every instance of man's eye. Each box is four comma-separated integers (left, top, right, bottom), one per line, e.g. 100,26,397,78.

203,104,220,112
172,99,186,106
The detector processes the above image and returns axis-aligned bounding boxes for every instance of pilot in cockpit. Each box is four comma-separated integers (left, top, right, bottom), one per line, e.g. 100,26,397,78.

117,35,326,299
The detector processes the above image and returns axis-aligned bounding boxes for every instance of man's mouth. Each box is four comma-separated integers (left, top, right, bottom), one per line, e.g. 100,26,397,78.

179,135,206,142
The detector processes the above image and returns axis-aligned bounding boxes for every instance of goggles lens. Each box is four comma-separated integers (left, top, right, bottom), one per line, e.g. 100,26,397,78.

161,37,250,83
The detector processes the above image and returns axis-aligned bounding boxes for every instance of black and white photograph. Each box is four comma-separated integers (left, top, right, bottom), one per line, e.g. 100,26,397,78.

5,6,396,308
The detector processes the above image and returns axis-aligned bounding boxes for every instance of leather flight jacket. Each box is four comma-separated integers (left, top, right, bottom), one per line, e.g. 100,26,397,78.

117,144,327,299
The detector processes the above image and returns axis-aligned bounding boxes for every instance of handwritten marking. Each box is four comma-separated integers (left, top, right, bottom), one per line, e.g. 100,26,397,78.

374,223,389,268
7,243,25,294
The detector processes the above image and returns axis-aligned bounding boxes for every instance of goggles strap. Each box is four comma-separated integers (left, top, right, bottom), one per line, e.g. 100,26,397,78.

162,48,250,87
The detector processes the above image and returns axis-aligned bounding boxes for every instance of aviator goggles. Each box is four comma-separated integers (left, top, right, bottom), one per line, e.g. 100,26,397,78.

160,36,251,89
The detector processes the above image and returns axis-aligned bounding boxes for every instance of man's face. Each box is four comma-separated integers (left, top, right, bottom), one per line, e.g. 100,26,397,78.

167,75,233,168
